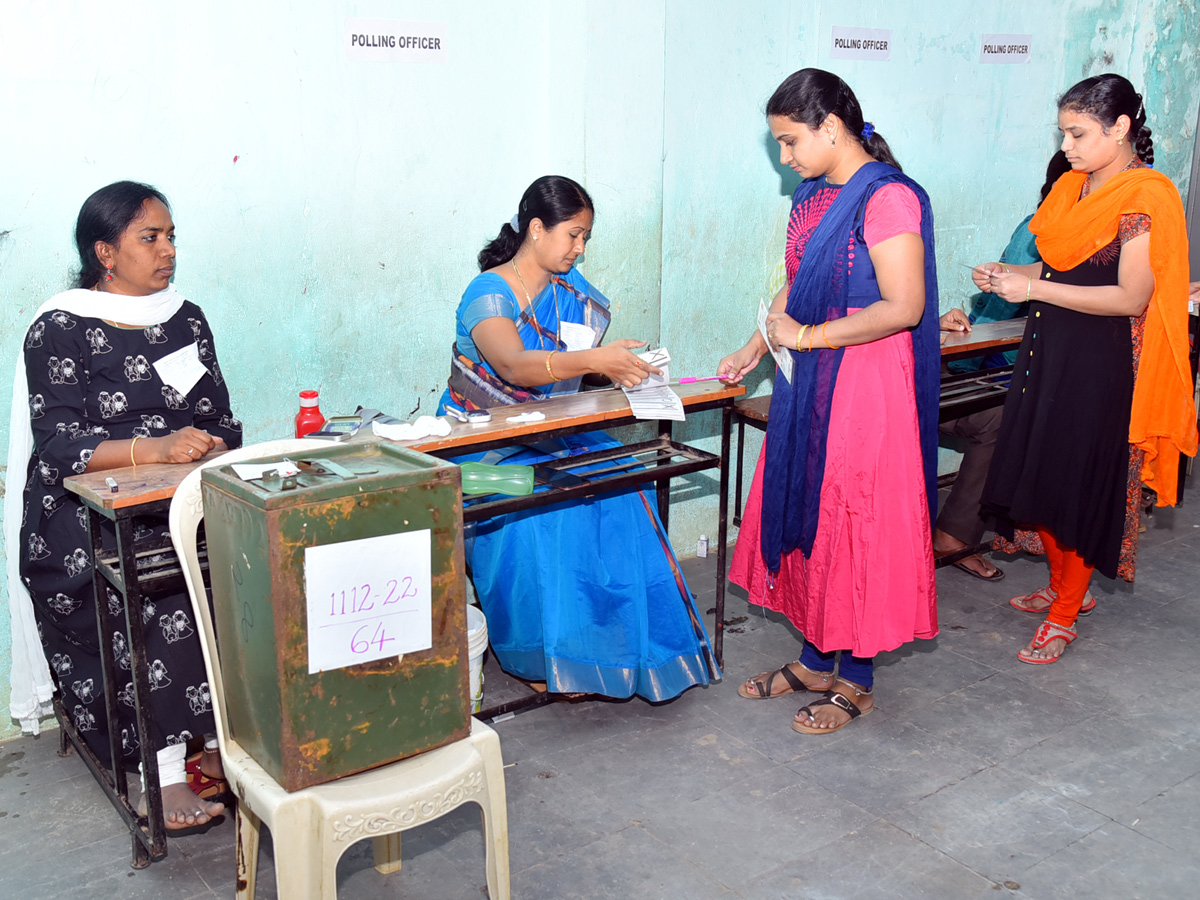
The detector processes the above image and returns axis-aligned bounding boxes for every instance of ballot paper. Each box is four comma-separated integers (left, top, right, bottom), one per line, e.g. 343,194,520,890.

758,300,794,384
230,460,301,481
559,321,595,352
621,347,685,421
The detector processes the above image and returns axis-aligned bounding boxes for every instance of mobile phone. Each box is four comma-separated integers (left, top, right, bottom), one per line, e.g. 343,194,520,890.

307,415,362,441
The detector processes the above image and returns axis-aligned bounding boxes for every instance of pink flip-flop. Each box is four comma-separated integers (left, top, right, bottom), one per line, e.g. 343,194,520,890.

1017,619,1077,664
1010,586,1095,616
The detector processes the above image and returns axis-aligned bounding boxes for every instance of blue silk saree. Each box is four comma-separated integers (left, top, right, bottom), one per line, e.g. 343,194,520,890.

439,267,718,700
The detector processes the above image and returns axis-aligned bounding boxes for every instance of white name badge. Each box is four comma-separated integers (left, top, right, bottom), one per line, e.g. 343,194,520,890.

559,321,596,352
152,342,208,396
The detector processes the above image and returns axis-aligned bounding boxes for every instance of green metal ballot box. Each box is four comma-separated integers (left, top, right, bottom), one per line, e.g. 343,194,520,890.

200,440,469,791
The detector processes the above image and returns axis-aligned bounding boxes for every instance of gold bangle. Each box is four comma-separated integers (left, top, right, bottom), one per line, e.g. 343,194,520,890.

795,325,808,352
823,321,840,350
1026,277,1033,301
545,350,560,382
130,435,141,467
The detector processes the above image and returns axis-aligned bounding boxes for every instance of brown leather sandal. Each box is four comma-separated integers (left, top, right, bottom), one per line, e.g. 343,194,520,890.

792,680,873,734
737,660,833,700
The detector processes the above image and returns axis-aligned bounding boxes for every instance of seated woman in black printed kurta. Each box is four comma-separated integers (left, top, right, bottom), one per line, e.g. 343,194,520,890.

5,181,243,830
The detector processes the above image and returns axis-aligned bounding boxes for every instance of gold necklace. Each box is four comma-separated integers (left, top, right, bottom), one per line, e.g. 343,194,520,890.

510,258,560,350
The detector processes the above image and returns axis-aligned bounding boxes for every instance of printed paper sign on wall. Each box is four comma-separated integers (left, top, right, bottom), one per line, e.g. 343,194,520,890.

830,26,893,62
345,18,448,63
980,34,1032,64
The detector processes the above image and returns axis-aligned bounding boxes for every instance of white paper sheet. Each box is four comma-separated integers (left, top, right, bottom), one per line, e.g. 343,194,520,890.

152,342,209,396
372,415,453,441
304,530,433,673
230,460,301,481
622,347,685,421
758,300,794,384
506,410,546,423
559,321,595,352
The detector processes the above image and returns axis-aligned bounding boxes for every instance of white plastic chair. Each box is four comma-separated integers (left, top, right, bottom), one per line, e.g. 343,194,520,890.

168,440,510,899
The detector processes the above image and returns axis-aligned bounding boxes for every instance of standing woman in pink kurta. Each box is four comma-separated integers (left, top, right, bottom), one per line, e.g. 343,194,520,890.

718,68,940,734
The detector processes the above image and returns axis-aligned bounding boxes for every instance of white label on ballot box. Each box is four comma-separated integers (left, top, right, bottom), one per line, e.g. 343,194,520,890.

304,530,433,673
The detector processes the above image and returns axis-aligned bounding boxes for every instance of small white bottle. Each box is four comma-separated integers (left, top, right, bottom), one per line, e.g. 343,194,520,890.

696,534,709,558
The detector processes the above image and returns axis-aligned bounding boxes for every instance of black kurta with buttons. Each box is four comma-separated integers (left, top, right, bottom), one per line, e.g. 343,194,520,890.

18,300,242,765
981,241,1135,579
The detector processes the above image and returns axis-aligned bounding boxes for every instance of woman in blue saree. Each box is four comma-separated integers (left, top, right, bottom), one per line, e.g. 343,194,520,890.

439,175,718,700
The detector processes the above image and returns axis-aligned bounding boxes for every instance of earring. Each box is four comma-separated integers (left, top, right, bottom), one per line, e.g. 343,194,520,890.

1117,136,1124,146
104,265,114,282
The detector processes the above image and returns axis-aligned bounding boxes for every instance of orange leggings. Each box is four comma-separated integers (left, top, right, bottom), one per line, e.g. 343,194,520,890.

1037,528,1094,627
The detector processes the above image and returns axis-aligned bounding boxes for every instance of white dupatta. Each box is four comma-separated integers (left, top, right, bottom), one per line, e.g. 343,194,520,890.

5,285,185,733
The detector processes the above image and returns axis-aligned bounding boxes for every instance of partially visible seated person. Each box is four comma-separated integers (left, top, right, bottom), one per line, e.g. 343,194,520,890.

439,175,718,700
5,181,243,829
933,152,1072,579
934,309,1005,579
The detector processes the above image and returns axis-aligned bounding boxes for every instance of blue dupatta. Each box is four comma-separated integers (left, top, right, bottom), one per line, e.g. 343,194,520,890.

761,161,940,572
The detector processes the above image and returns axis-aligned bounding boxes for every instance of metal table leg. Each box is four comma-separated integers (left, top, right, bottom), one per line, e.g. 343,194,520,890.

715,405,732,668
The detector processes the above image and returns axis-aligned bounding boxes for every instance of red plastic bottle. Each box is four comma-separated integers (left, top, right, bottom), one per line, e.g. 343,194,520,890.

295,390,325,438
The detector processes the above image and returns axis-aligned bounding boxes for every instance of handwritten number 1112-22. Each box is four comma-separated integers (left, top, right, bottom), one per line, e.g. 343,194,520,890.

330,577,419,617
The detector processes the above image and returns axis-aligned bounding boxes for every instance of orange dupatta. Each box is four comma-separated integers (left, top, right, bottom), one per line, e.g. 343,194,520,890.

1029,167,1197,506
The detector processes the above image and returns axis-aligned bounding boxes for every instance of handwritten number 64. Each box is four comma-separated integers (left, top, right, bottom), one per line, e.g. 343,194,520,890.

351,622,395,654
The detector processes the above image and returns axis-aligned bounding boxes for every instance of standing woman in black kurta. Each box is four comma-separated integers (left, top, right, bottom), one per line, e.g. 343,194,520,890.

973,75,1195,664
4,182,243,829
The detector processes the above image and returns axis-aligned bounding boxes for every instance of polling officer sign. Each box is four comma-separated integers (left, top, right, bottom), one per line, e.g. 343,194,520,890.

830,26,893,62
345,18,448,62
980,34,1032,64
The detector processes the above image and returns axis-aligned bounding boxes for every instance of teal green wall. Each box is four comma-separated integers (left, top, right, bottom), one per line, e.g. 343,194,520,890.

2,1,1197,738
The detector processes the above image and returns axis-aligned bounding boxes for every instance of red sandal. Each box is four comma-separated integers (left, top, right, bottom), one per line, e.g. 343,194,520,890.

185,752,228,801
1010,586,1095,616
1017,619,1077,665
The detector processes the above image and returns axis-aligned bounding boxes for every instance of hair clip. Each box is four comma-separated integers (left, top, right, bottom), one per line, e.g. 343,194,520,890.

861,122,875,140
510,213,520,231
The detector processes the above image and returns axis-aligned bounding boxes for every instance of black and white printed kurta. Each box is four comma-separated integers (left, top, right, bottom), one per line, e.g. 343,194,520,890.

19,300,242,764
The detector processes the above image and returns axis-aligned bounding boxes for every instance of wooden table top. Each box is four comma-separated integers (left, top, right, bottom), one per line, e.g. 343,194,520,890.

63,380,746,511
940,317,1026,360
388,380,744,455
63,457,216,511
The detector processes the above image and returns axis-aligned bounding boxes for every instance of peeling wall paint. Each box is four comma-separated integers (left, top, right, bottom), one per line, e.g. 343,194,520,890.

1,0,1197,739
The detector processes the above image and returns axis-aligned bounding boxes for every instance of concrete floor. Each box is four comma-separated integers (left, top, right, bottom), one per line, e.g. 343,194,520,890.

2,484,1199,899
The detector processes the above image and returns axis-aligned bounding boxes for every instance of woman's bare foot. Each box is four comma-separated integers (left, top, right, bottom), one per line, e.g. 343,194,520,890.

1018,634,1069,661
792,679,873,733
738,660,834,699
139,783,224,831
1017,619,1078,664
164,783,224,829
933,529,1001,578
